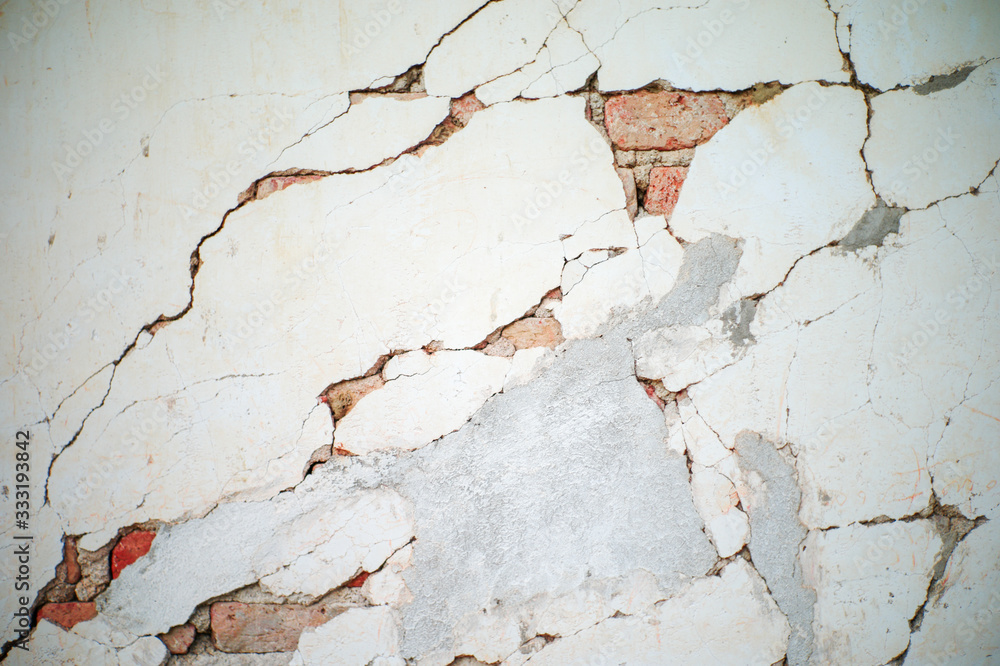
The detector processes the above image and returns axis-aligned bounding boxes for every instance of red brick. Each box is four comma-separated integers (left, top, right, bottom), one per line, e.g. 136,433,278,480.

645,166,689,217
450,93,486,126
63,538,81,584
111,531,156,579
158,624,196,655
604,92,727,151
37,602,97,630
502,318,564,350
210,602,344,653
345,571,370,588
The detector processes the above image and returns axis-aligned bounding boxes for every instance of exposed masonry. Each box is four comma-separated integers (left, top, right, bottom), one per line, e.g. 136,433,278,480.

4,1,1000,664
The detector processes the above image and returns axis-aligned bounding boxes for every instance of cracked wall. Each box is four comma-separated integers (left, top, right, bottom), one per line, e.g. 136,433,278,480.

2,0,999,664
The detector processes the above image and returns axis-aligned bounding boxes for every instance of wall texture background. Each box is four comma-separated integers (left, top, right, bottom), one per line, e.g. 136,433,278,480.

1,0,999,663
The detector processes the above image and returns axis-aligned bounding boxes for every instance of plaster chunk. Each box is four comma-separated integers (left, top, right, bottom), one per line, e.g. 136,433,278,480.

802,520,942,666
423,0,562,98
567,0,848,91
865,59,1000,209
46,96,625,545
635,320,742,391
269,94,451,174
289,607,401,666
829,0,1000,90
98,472,411,637
691,466,749,557
904,520,1000,665
362,544,414,607
671,83,874,306
522,559,789,665
333,350,510,455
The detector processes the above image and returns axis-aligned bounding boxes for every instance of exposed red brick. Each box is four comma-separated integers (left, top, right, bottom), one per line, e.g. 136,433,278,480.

111,531,156,579
345,571,370,588
255,174,324,201
645,166,689,217
450,93,486,126
502,318,564,350
158,624,196,655
210,602,344,653
604,92,727,151
37,602,97,630
63,538,81,585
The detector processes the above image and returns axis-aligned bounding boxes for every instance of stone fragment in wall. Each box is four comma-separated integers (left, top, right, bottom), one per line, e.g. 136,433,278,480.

644,165,688,216
802,520,942,666
501,317,564,350
604,92,727,151
671,82,874,308
904,520,1000,665
158,623,196,655
76,542,114,602
210,601,346,653
865,59,1000,209
521,559,789,665
450,93,487,126
289,606,402,666
566,0,848,91
828,0,1000,90
332,350,510,456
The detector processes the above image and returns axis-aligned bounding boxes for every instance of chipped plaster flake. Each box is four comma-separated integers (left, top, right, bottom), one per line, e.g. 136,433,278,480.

289,606,402,666
829,0,1000,91
362,544,415,607
557,230,684,339
522,559,789,665
671,83,874,306
269,94,451,174
475,21,599,105
561,209,634,259
904,520,1000,665
803,520,942,666
503,347,557,390
423,0,564,98
691,467,749,557
47,96,624,545
865,59,1000,209
98,465,404,637
333,350,511,455
634,320,742,391
259,490,414,598
6,621,118,666
567,0,848,91
930,379,1000,519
